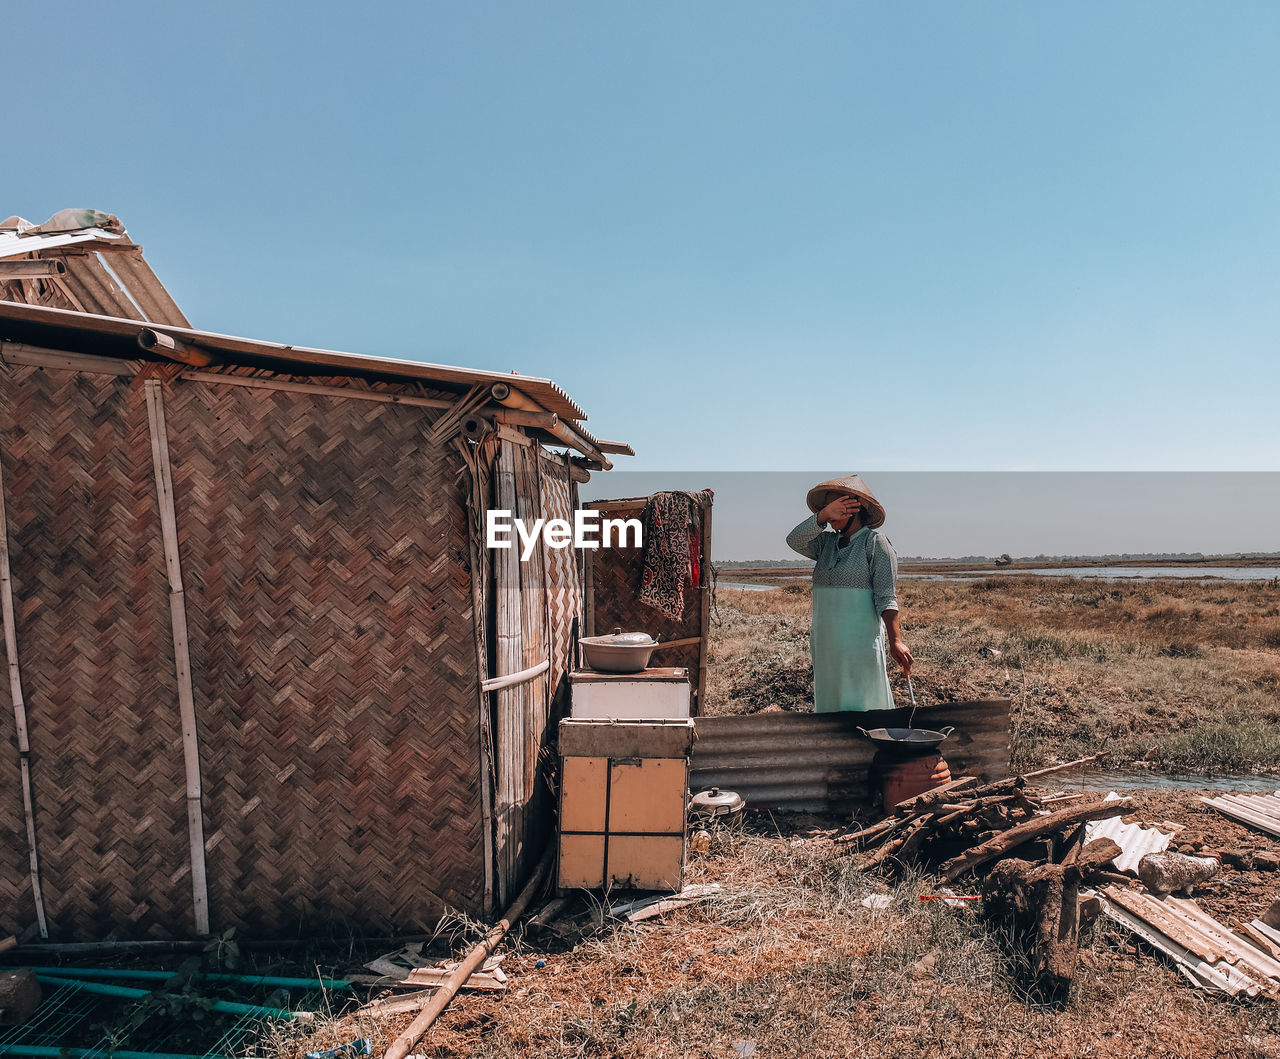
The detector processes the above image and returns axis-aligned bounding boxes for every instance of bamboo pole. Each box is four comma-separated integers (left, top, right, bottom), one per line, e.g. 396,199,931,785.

144,381,210,936
383,847,553,1059
1020,754,1100,780
481,658,549,693
0,340,138,376
452,437,497,913
696,499,713,714
489,384,612,469
0,260,67,278
137,329,212,368
493,440,524,904
0,438,48,937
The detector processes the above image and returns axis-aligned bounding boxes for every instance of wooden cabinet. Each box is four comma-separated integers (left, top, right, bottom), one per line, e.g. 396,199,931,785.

556,718,693,892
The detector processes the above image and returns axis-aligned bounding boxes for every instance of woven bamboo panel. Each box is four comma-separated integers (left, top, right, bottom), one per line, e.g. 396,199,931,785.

164,375,485,933
588,497,711,707
0,362,192,938
537,452,580,708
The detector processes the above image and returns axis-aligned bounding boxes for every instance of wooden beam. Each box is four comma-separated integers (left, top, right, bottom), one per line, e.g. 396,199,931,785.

180,369,454,409
0,440,48,937
595,439,634,456
495,408,558,430
143,381,210,936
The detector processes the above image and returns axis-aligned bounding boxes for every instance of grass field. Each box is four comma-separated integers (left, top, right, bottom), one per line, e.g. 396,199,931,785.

707,574,1280,774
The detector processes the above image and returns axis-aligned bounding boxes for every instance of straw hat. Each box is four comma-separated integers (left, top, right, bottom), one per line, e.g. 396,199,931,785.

805,474,886,529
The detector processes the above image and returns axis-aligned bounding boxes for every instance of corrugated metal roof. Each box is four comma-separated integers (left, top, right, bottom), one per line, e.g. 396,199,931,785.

0,299,589,422
1085,815,1175,874
1201,792,1280,838
0,211,189,327
1099,886,1280,998
689,701,1011,814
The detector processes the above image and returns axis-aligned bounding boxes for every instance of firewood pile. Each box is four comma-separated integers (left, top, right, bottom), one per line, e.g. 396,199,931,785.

838,774,1131,880
837,768,1136,1000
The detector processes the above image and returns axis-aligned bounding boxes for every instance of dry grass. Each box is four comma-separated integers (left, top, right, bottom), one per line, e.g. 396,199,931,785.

267,817,1280,1058
708,575,1280,774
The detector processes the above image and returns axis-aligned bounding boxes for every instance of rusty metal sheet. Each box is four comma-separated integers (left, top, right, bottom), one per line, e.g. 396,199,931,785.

1201,792,1280,838
690,700,1010,813
1099,886,1280,998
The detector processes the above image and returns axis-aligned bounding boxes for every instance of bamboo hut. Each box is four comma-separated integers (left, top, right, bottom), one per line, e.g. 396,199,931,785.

0,211,649,940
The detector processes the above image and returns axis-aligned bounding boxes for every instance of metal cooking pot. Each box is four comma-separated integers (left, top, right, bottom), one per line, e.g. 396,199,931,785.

579,628,659,673
689,787,745,823
857,725,956,752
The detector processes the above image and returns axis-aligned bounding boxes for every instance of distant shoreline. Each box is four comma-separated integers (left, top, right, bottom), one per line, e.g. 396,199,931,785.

720,555,1280,577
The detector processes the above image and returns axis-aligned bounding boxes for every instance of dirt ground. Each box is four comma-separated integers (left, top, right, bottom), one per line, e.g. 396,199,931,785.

262,786,1280,1059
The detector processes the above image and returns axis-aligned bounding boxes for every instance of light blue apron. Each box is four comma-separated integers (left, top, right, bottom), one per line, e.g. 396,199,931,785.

811,534,895,713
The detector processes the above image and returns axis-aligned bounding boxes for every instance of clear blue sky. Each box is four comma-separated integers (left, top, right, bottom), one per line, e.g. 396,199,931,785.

6,2,1280,473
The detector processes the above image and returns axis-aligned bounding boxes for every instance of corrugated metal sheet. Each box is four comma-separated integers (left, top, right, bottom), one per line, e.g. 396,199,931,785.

0,299,589,422
1099,886,1280,998
689,700,1011,813
1085,794,1176,873
0,214,190,328
1201,792,1280,838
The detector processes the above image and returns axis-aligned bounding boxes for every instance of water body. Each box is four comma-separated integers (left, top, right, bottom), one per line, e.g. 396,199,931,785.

902,566,1280,582
718,582,779,592
1056,768,1280,792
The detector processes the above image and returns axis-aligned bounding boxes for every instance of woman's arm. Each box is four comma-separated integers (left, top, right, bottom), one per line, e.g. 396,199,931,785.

881,607,913,676
785,514,825,560
870,534,912,674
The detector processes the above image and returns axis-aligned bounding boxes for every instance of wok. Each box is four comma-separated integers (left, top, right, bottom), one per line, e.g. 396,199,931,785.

857,725,956,751
856,676,955,750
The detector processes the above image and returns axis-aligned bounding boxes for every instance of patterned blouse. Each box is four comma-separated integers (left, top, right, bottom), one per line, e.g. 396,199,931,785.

785,515,900,615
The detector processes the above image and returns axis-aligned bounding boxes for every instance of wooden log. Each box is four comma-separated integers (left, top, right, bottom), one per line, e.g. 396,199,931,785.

892,777,979,816
853,816,929,872
939,799,1132,883
382,846,553,1059
981,859,1079,1001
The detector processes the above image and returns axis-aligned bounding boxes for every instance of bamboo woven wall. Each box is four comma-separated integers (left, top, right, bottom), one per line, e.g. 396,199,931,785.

0,357,489,938
0,362,186,938
585,495,712,713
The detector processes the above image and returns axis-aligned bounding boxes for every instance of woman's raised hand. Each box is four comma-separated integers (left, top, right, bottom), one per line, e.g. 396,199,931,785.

817,495,861,525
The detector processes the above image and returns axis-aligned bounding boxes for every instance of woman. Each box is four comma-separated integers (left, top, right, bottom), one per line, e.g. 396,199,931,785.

786,475,913,712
